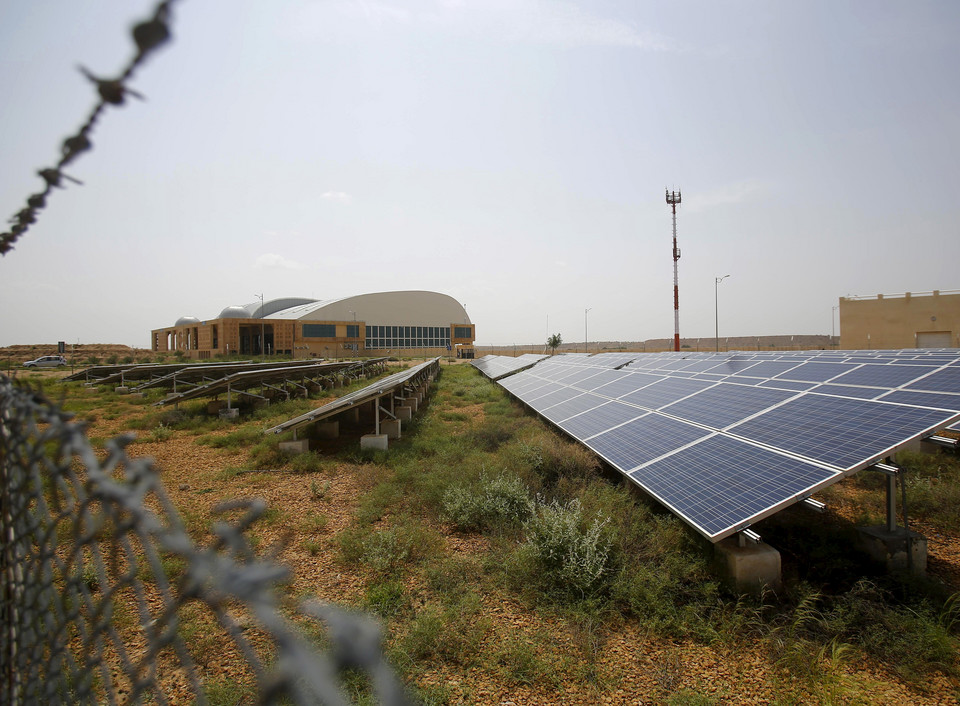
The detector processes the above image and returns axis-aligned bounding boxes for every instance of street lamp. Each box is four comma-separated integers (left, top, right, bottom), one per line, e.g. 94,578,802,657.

715,275,730,352
584,308,592,354
255,293,265,358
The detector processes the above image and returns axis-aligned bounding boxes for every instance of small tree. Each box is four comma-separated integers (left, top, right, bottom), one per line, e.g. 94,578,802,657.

547,333,562,355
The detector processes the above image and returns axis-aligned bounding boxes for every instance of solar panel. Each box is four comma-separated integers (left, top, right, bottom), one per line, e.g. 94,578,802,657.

619,377,714,410
808,384,883,399
490,348,960,542
586,414,711,471
905,367,960,393
559,401,646,439
630,435,838,539
729,394,955,471
660,383,797,429
829,364,930,388
539,392,608,424
774,361,857,383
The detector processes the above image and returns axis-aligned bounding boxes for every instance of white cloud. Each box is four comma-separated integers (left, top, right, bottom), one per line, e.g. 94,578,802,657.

256,253,305,270
687,179,769,213
321,191,353,204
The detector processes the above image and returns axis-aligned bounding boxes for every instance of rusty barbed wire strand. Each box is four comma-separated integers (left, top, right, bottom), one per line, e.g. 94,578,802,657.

0,0,177,257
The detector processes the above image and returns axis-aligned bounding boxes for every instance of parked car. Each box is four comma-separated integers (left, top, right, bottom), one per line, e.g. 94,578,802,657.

23,355,67,368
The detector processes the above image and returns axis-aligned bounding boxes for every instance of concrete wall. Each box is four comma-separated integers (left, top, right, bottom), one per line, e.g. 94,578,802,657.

840,290,960,349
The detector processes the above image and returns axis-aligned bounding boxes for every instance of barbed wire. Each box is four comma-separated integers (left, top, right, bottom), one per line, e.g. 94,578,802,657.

0,0,177,257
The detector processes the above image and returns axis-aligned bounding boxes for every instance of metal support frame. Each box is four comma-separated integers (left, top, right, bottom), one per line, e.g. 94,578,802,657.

738,528,761,547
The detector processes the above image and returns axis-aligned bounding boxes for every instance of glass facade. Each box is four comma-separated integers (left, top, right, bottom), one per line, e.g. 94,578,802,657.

303,324,336,338
364,325,451,350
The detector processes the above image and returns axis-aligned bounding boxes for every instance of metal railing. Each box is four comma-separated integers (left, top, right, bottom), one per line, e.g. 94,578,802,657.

0,375,413,705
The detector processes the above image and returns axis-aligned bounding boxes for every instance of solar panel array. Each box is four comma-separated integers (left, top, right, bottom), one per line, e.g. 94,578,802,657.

265,358,440,435
494,350,960,542
471,354,550,381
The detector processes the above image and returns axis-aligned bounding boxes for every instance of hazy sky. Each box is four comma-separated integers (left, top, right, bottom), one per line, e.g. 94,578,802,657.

2,1,958,348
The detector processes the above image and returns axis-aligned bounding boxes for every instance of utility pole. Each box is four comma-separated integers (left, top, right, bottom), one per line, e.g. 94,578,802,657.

715,275,730,352
255,293,265,359
666,188,682,352
584,308,592,354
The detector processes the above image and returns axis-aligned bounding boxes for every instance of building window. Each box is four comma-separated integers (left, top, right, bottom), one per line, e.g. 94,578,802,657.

454,326,472,339
347,324,360,338
303,323,336,338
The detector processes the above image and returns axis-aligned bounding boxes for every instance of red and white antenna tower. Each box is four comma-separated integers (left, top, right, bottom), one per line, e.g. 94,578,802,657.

666,188,682,352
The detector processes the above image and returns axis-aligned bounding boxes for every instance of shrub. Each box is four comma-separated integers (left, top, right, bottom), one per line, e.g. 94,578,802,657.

150,423,172,442
517,497,612,599
441,472,532,531
289,452,323,474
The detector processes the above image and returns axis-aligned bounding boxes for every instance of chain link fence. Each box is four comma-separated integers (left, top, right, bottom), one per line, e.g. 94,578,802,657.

0,375,414,705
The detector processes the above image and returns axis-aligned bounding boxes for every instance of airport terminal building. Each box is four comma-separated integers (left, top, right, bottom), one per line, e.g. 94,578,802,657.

151,290,476,359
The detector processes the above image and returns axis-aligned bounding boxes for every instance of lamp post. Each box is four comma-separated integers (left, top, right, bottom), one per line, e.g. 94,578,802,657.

584,308,592,354
714,275,730,352
832,305,839,347
255,293,265,359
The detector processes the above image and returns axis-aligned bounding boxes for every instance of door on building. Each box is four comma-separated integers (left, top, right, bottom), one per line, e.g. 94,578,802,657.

916,331,953,348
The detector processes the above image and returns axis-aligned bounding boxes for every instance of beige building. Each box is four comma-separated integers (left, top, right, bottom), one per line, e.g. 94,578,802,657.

151,290,476,359
839,290,960,349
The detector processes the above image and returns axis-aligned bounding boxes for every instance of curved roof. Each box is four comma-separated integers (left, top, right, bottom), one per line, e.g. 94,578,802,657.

265,290,471,325
175,315,200,327
248,297,318,318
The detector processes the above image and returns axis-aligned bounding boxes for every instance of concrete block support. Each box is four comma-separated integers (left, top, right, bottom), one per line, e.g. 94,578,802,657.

340,407,360,424
396,406,413,421
207,400,227,414
381,419,401,440
280,439,311,454
857,526,928,575
219,407,239,420
360,434,389,451
315,421,340,439
714,538,782,594
402,397,419,413
115,386,130,394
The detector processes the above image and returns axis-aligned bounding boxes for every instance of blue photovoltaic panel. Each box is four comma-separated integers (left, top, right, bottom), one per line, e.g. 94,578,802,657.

499,373,544,393
630,435,838,539
502,377,555,398
620,377,714,410
829,364,930,388
731,361,802,379
540,393,606,424
528,387,582,409
905,367,960,394
809,384,883,400
559,401,646,439
577,369,631,391
515,381,563,403
678,360,728,372
729,394,956,470
775,361,857,383
878,389,960,412
705,360,765,375
692,373,729,382
758,379,817,392
661,383,797,429
592,372,663,399
487,348,960,543
587,414,710,471
560,367,615,386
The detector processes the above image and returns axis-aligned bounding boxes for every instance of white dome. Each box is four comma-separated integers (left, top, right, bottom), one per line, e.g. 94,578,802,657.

175,316,200,327
218,306,251,319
